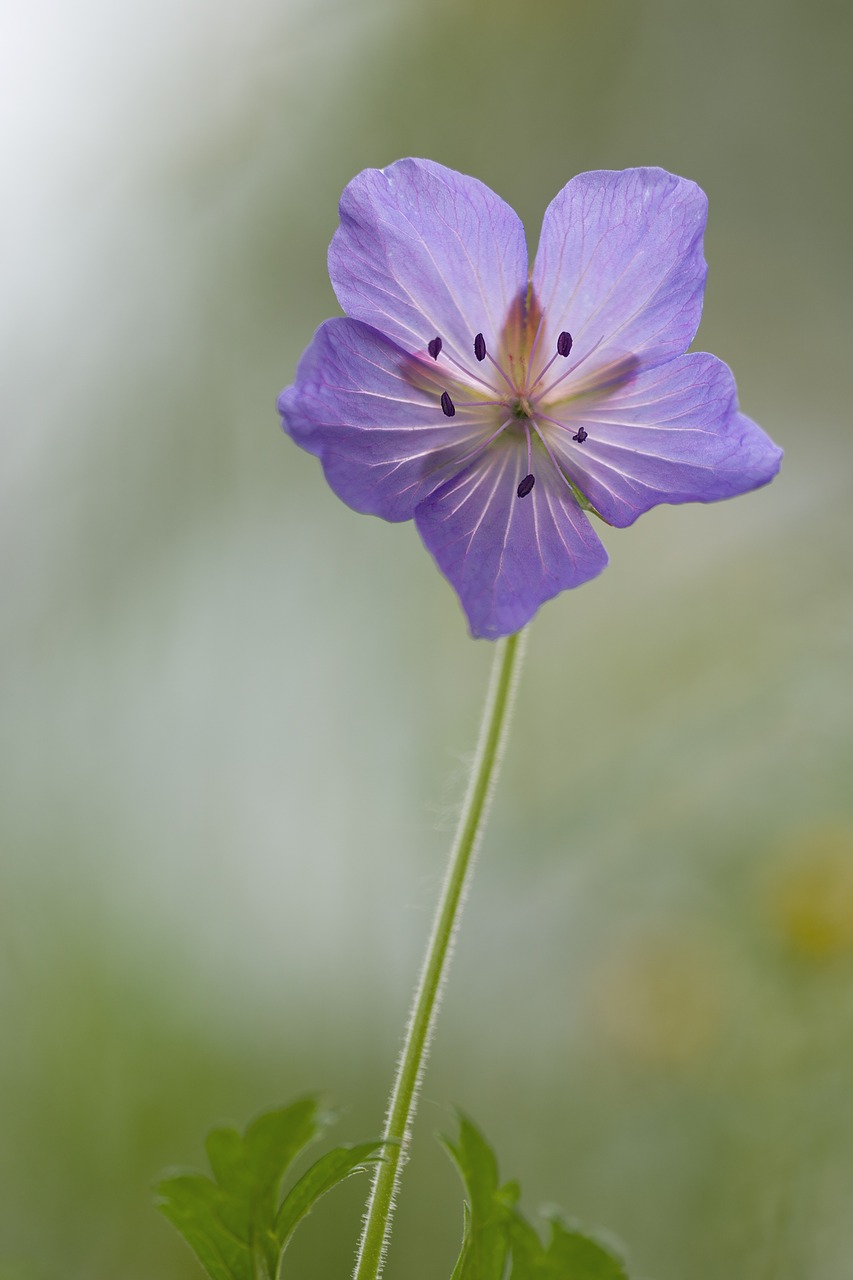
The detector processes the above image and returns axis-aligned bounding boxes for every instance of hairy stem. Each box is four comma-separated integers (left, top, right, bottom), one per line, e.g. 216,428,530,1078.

353,629,527,1280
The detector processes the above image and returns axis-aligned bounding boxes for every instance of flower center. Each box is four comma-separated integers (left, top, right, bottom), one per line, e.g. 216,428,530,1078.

426,327,587,501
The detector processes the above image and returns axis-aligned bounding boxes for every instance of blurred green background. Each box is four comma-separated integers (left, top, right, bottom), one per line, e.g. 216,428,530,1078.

2,0,852,1276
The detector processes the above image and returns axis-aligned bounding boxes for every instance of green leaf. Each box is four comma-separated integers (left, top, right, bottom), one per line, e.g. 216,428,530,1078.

155,1173,253,1280
508,1210,629,1279
448,1203,472,1280
207,1098,322,1226
540,1215,628,1279
275,1140,385,1250
441,1112,518,1280
506,1209,546,1276
155,1096,332,1280
442,1114,631,1280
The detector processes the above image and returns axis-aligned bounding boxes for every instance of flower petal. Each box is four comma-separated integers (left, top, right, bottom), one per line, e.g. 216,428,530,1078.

414,443,608,639
328,158,529,365
546,352,783,528
531,168,708,379
278,318,494,522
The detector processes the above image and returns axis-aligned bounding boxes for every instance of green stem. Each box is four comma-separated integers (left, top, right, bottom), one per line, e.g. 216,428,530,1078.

353,629,527,1280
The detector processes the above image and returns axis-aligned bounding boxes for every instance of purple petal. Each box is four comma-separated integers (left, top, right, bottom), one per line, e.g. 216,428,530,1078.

531,168,708,378
414,444,608,639
278,318,494,522
546,352,783,528
328,158,528,365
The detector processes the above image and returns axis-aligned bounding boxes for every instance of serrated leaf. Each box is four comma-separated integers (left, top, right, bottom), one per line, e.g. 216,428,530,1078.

207,1098,322,1217
542,1216,628,1279
275,1140,384,1250
448,1203,472,1280
155,1096,329,1280
155,1173,252,1280
442,1115,632,1280
508,1206,629,1279
441,1112,517,1280
506,1209,546,1275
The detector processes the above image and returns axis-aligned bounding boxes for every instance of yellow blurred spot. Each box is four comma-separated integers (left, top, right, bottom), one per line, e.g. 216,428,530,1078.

767,823,853,961
590,930,726,1069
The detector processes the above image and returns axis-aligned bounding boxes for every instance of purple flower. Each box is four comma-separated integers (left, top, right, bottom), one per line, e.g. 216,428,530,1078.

278,160,781,639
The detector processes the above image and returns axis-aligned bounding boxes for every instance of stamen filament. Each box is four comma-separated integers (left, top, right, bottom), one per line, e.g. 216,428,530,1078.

449,418,515,470
439,348,503,396
485,351,517,393
452,398,506,409
536,335,605,401
528,351,560,391
530,420,580,496
536,411,590,442
516,424,535,499
528,332,573,393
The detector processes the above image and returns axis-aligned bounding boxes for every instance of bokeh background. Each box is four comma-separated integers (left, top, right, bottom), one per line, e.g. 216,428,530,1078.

2,0,852,1276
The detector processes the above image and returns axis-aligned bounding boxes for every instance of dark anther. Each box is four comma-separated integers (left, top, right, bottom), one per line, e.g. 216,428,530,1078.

473,333,487,362
517,473,536,498
557,331,573,357
572,426,588,443
428,336,442,360
440,391,456,418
